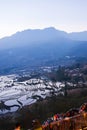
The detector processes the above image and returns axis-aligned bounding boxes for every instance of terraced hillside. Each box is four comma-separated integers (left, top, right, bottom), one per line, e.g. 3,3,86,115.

0,74,64,114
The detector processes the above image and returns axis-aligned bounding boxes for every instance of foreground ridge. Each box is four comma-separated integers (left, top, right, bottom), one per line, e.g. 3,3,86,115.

42,103,87,130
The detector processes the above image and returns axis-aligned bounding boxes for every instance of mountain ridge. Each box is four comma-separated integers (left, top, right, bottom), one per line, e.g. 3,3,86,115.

0,27,87,45
0,27,87,74
0,27,69,50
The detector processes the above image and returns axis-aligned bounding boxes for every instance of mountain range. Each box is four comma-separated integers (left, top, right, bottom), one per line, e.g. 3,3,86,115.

0,27,87,74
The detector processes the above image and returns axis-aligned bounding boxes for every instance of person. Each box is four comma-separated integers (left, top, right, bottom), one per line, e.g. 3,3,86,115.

14,122,21,130
32,119,42,130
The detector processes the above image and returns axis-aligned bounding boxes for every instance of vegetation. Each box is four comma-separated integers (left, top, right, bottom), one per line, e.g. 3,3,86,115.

1,63,87,129
0,89,87,130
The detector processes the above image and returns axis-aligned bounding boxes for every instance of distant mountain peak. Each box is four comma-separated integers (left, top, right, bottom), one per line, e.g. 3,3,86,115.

44,27,56,30
0,27,87,50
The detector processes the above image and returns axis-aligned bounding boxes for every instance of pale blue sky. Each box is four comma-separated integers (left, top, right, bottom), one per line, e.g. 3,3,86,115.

0,0,87,38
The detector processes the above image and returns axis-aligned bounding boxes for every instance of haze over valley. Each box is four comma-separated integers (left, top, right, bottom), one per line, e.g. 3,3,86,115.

0,27,87,75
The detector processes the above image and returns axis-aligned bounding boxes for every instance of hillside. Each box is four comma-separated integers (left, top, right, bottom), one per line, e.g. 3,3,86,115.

0,27,87,74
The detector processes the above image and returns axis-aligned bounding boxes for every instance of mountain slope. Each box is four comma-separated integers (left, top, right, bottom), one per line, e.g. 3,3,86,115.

0,27,68,50
69,31,87,41
0,27,87,74
0,38,75,74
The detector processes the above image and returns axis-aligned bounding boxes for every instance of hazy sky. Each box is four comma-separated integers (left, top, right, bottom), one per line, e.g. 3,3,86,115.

0,0,87,38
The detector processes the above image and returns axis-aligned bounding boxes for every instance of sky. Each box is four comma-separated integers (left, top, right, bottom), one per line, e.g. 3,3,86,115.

0,0,87,38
